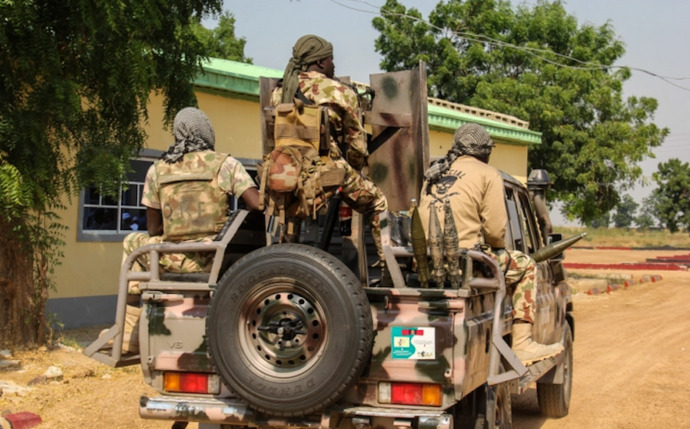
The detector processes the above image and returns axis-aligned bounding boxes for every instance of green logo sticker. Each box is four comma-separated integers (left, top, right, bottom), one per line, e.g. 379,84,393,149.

391,327,436,360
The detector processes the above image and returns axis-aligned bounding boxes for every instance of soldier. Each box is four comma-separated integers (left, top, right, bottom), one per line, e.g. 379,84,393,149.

269,34,388,268
527,169,553,246
419,123,563,365
124,107,260,288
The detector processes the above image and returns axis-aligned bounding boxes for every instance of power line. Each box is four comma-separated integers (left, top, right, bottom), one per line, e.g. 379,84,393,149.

331,0,690,91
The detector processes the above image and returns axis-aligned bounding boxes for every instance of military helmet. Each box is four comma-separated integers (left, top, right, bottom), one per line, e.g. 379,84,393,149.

453,123,494,157
527,169,552,190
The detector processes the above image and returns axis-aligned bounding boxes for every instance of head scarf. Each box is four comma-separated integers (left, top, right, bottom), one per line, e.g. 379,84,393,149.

281,34,333,103
424,123,494,189
162,107,216,163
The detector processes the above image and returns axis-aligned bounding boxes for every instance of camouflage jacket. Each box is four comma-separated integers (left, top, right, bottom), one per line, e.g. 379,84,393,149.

143,151,257,241
271,71,368,170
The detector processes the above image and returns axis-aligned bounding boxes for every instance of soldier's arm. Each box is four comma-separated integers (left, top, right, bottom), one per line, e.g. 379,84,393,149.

342,105,368,169
142,164,163,236
240,187,261,211
482,175,508,249
328,83,368,170
146,207,163,236
218,156,261,211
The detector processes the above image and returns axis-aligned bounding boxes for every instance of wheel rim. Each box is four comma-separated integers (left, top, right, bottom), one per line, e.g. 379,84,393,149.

239,282,327,376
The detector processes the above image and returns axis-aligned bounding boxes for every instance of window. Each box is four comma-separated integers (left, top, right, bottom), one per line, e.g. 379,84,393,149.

78,151,160,242
504,188,523,251
517,192,539,253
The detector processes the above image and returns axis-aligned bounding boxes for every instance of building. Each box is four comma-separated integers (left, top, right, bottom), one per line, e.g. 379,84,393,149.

47,58,541,328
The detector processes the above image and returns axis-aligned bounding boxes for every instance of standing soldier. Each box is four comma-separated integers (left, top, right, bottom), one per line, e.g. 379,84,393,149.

268,34,388,270
528,169,553,246
419,123,563,365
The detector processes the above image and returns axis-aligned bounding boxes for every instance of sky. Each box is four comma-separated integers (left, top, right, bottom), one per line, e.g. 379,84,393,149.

211,0,690,226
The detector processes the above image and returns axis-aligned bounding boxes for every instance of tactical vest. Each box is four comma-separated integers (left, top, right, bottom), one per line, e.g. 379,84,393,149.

259,100,345,232
155,151,230,241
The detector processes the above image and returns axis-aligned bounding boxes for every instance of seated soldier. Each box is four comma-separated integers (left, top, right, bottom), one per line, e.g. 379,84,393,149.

266,34,387,268
419,123,563,365
123,107,260,292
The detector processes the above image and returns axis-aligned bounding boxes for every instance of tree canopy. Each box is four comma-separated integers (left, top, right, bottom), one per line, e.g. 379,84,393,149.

650,158,690,233
1,0,222,211
0,0,222,346
612,194,638,229
193,11,252,63
372,0,668,224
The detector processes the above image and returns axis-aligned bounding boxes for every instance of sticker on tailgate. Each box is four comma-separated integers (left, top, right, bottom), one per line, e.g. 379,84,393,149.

391,327,435,360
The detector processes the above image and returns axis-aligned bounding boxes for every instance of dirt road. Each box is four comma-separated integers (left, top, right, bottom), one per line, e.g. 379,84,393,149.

1,248,689,428
513,248,690,429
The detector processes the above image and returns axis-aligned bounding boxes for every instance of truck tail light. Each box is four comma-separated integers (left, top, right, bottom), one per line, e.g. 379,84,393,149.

164,372,220,395
378,382,442,406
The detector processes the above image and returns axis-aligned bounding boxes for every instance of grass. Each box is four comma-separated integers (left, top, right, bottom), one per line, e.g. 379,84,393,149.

554,226,690,248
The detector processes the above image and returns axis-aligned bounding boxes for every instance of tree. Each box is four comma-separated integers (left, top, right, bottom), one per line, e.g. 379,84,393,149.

193,11,252,63
588,213,610,229
372,0,668,224
613,194,638,228
0,0,222,347
635,194,660,230
650,158,690,233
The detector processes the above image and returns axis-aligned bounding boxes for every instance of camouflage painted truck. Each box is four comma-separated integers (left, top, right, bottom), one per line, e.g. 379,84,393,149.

86,66,582,428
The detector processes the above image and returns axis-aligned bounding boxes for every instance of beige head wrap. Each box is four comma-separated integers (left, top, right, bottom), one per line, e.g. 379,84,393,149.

281,35,334,103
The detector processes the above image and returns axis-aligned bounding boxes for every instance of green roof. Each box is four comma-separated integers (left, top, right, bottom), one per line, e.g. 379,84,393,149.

195,58,541,146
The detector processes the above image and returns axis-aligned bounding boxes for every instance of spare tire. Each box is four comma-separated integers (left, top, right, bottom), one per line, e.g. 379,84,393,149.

206,243,373,417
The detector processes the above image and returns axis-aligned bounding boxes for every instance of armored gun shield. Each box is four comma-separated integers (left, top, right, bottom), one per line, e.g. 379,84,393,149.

366,64,429,212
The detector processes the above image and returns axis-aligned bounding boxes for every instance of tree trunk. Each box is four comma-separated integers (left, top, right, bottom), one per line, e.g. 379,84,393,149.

0,216,43,348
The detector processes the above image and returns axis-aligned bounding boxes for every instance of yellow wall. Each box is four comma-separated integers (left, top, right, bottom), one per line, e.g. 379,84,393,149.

429,129,528,183
51,90,266,300
51,91,529,300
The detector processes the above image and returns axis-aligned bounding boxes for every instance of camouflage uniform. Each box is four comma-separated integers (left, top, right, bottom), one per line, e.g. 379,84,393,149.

270,72,387,255
272,71,369,170
419,155,536,322
124,151,257,287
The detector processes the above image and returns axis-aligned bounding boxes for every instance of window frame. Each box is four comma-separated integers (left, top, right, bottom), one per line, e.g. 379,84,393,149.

77,149,162,242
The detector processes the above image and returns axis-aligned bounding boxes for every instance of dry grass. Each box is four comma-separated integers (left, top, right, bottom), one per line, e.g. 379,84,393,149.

554,226,690,248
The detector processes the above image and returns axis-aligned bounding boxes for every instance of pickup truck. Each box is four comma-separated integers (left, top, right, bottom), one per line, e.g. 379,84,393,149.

86,66,579,429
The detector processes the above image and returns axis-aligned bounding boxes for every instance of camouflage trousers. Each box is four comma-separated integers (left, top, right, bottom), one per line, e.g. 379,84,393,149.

337,158,387,262
283,157,388,261
335,158,387,216
122,232,214,294
490,249,537,323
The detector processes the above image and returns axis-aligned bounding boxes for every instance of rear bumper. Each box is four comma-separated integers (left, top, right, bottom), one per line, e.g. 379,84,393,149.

140,396,453,429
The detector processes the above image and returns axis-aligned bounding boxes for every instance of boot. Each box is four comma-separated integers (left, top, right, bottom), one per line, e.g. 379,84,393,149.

378,259,393,287
98,304,141,354
511,322,564,366
122,305,142,354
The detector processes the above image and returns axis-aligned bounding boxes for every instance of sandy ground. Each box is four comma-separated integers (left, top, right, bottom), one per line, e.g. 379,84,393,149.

1,248,689,428
513,248,690,429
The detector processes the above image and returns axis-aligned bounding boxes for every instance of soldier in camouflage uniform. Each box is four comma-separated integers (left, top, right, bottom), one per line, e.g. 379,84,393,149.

270,34,387,266
124,107,260,292
419,123,563,365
